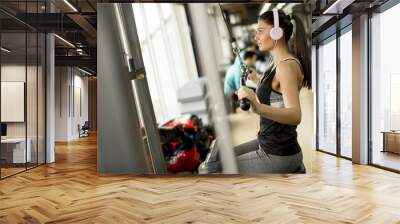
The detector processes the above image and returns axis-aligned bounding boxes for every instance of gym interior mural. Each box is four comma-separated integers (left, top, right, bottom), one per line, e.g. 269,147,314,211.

97,2,313,175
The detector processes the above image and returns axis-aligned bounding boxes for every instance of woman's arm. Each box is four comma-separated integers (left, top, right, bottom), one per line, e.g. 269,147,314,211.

237,61,302,126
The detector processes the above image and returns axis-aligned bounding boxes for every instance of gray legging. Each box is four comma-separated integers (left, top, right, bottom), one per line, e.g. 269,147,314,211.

234,139,303,174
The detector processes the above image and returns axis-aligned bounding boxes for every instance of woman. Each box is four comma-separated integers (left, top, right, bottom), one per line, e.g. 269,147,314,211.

235,9,311,173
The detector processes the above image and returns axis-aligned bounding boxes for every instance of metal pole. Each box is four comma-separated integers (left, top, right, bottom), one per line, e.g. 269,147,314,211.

188,4,238,173
97,4,151,174
45,0,55,164
116,4,167,174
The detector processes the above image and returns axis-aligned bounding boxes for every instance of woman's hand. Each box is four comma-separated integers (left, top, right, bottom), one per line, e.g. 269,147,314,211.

247,67,259,85
237,86,256,103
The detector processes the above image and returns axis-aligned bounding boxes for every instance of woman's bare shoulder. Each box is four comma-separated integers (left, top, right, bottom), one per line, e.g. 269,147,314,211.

275,59,302,80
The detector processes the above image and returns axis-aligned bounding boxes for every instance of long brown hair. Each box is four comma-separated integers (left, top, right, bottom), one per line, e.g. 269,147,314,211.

259,10,311,89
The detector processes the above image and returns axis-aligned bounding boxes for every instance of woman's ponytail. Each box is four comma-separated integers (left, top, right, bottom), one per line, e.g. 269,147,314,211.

288,14,311,89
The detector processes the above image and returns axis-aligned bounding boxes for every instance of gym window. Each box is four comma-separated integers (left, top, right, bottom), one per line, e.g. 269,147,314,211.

132,3,198,123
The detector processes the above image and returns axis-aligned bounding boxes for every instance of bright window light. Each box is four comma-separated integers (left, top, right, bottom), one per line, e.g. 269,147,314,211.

63,0,78,12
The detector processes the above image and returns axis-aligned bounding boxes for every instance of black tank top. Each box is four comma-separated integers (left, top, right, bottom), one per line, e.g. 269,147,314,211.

256,59,301,156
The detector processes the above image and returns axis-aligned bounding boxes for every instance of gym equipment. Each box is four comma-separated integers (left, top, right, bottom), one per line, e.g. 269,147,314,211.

78,121,90,138
198,139,222,174
219,4,251,111
159,114,215,173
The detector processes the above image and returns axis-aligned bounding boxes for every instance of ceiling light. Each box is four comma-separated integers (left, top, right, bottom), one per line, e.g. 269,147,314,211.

322,0,354,15
260,3,272,15
54,34,75,48
1,47,11,53
78,67,93,76
63,0,78,12
277,3,286,10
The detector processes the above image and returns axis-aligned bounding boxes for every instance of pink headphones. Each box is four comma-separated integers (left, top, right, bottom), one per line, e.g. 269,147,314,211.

270,9,283,41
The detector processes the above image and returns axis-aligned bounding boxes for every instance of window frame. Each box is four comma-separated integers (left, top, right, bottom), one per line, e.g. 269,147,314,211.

368,0,400,173
133,3,199,123
315,23,353,161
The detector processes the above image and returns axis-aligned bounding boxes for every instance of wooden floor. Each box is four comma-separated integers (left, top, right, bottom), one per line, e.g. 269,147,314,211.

1,135,400,223
372,151,400,171
0,167,26,178
1,163,45,178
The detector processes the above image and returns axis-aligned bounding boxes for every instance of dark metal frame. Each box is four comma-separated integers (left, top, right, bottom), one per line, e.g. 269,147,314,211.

315,44,319,151
367,0,400,172
367,9,373,166
44,0,48,166
25,2,28,171
338,24,353,161
336,23,341,159
316,0,400,172
36,0,39,169
315,22,353,162
0,20,2,179
0,0,47,180
338,23,353,160
315,33,339,157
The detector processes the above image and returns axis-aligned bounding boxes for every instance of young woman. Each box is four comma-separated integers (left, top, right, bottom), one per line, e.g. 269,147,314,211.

235,9,311,173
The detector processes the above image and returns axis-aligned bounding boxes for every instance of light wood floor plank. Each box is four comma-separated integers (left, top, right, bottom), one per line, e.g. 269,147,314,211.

0,135,400,223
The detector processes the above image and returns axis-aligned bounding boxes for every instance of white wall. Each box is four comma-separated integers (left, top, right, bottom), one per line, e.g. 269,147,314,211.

1,64,26,81
55,67,89,141
72,73,89,138
1,65,36,138
1,64,46,164
55,67,69,141
1,65,26,141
